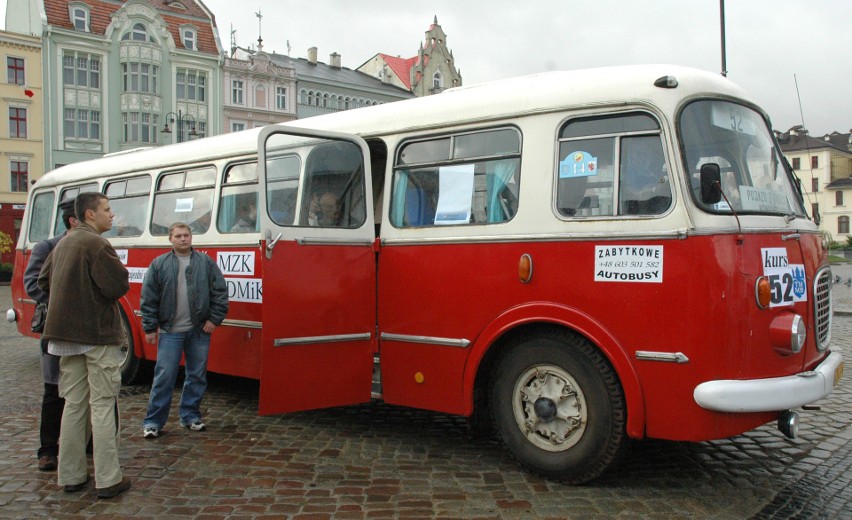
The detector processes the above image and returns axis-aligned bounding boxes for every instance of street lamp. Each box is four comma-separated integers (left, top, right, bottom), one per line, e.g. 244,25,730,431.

161,110,198,143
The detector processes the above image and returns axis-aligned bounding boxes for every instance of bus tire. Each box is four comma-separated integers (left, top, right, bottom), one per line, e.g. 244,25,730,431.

119,310,141,385
490,329,626,484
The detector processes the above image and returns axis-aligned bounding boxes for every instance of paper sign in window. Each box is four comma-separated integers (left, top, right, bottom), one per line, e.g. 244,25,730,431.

434,164,474,225
175,198,193,213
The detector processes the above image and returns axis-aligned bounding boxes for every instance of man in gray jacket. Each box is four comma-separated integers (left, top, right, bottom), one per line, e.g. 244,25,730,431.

140,222,228,439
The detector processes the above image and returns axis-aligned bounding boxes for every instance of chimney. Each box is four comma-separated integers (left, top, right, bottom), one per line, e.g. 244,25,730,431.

330,52,341,69
307,47,317,65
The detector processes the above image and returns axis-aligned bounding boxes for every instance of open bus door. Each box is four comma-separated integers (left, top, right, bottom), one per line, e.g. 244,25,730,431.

256,127,376,415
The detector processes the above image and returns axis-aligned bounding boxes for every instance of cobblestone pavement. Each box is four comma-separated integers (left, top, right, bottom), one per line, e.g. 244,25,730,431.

0,285,849,520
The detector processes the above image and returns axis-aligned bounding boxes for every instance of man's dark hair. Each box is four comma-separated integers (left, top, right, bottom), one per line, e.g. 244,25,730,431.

75,192,108,222
59,197,77,230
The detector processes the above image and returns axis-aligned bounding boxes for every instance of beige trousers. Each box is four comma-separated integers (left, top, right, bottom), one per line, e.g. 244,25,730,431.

57,345,123,489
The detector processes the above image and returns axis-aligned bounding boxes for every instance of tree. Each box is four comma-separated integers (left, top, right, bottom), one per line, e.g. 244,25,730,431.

0,231,12,254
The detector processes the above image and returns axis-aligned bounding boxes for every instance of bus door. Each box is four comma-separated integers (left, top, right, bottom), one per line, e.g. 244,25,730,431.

257,127,376,415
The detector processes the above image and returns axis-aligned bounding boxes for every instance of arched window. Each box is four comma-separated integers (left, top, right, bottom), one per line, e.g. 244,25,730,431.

122,23,153,42
69,3,90,31
322,93,329,108
433,71,443,89
300,89,307,104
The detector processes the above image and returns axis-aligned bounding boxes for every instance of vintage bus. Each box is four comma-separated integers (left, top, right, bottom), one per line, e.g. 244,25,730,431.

6,65,843,483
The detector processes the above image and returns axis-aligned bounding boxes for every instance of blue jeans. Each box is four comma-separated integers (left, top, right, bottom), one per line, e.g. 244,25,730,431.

143,327,210,429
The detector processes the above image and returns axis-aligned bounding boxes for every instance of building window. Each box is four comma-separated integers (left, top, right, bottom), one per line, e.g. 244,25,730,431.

122,23,152,42
231,122,245,132
9,107,27,138
123,112,158,144
63,53,100,88
232,80,244,104
837,191,845,206
811,156,819,169
433,72,443,90
7,57,25,85
840,216,850,234
181,27,197,50
10,161,28,192
195,121,206,138
811,178,819,192
122,62,158,93
276,87,287,110
69,4,89,31
64,109,100,140
176,69,206,101
792,157,800,170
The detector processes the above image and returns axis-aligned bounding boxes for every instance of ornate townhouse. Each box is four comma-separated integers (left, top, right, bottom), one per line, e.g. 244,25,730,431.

777,126,852,243
223,41,297,132
0,29,42,264
5,0,224,171
358,16,462,97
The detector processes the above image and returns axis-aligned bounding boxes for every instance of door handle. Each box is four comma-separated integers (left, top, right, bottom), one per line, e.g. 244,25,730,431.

264,230,282,259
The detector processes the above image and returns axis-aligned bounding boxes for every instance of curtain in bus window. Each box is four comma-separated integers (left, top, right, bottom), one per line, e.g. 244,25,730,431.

618,135,671,215
485,159,518,223
390,170,436,227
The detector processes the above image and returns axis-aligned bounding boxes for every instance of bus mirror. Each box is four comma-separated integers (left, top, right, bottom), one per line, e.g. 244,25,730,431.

700,163,722,204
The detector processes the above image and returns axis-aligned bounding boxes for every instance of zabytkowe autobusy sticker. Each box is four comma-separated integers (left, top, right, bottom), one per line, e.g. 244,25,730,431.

761,247,807,307
595,245,663,283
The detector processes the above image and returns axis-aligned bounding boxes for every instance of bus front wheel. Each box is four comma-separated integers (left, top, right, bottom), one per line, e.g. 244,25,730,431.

490,330,627,484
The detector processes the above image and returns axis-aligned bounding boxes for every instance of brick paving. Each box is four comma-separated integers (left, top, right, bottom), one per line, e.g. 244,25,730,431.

0,284,849,519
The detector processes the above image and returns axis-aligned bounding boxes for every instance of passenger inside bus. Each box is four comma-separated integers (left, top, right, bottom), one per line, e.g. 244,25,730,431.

231,200,258,232
309,190,342,227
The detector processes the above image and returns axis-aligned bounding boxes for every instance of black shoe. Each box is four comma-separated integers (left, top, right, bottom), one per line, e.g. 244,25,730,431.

97,478,131,499
63,476,89,493
38,454,57,472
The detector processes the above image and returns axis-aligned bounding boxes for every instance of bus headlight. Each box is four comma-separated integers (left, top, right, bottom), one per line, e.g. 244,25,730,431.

769,313,806,355
5,308,17,323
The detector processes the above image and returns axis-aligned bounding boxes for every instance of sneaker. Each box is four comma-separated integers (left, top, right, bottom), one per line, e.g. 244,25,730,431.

142,426,159,439
97,477,131,499
182,420,206,431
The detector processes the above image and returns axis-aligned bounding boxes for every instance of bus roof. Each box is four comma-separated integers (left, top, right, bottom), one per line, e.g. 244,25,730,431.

37,64,753,188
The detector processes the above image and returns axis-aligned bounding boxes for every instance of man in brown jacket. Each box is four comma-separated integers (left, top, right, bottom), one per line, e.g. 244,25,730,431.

37,192,132,499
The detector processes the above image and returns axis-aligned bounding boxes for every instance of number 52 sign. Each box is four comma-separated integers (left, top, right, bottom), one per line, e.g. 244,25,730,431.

761,248,807,307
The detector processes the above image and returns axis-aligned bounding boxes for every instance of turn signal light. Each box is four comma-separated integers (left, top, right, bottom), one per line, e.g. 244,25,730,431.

755,276,771,309
518,254,533,284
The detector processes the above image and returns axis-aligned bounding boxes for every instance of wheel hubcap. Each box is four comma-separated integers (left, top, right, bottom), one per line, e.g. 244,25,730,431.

512,365,588,452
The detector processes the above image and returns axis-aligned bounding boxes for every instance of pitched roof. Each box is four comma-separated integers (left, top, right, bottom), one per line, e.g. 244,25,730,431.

268,52,413,99
43,0,220,55
378,53,417,90
777,127,850,153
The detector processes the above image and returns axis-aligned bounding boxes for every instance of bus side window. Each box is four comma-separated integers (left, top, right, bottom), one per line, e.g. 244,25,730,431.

53,183,98,234
151,167,215,235
390,127,521,228
265,155,300,226
218,162,260,233
302,141,366,228
557,112,669,218
102,175,151,237
28,191,56,243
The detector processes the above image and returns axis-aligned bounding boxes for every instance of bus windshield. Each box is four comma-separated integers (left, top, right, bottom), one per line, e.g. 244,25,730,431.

680,100,805,217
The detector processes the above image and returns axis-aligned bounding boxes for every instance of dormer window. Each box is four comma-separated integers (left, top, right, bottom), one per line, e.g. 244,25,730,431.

167,1,187,9
69,3,90,31
432,72,443,89
181,26,197,50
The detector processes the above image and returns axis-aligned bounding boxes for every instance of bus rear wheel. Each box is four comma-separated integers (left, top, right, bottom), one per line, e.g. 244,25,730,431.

490,329,627,484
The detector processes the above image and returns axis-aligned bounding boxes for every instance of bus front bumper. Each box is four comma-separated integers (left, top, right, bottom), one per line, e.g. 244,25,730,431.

694,352,844,413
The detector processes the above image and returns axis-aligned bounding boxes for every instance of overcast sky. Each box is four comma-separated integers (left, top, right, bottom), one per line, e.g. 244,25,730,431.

3,0,850,136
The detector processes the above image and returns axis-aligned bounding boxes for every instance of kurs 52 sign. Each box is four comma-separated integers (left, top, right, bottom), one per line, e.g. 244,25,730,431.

761,248,807,307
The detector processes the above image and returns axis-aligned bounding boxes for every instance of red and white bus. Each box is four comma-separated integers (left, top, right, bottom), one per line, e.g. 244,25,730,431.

6,65,843,483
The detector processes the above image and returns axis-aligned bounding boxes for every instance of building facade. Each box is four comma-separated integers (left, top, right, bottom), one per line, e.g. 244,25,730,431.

0,30,42,263
5,0,224,171
223,43,297,132
777,127,852,242
358,16,462,96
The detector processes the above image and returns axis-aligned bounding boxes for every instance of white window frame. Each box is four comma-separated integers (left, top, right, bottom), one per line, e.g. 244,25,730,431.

68,3,90,32
180,25,197,51
232,79,244,105
276,86,287,110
